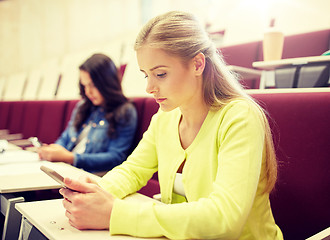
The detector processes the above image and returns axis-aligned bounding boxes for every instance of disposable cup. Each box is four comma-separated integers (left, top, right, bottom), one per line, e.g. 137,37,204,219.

263,30,284,61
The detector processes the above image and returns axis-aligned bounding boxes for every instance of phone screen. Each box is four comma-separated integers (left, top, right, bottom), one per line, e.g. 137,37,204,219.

40,165,67,188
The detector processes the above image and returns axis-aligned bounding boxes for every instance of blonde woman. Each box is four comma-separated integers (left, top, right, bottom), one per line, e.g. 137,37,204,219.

60,11,283,239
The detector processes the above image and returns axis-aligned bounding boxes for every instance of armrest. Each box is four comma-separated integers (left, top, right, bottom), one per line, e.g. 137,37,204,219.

0,133,23,141
0,129,10,136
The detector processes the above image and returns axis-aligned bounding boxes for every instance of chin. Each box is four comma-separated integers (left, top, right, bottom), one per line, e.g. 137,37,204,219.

159,104,176,112
92,101,101,106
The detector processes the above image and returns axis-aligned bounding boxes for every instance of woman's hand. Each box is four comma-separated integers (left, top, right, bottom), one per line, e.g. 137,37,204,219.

38,144,74,164
59,177,114,230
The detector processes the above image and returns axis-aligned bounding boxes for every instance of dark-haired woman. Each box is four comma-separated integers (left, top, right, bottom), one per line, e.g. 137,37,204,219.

38,53,137,173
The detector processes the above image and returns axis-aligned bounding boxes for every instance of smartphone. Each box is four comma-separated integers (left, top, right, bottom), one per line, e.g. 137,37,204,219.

40,165,69,189
29,137,42,148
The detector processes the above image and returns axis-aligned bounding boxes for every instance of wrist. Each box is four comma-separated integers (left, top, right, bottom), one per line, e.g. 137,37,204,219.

66,152,74,164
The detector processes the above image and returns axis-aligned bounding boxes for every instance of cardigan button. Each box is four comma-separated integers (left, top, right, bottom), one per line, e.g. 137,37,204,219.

92,123,97,128
71,137,76,142
99,120,105,126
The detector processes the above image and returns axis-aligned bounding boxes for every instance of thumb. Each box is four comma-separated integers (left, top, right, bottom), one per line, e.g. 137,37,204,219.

63,177,96,193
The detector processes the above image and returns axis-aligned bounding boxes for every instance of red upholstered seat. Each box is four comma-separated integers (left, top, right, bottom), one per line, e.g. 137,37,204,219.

20,101,43,139
63,100,79,128
251,92,330,240
140,97,159,133
131,97,160,197
131,97,159,151
220,41,261,68
0,101,12,130
36,100,68,144
220,41,262,89
282,29,330,59
7,101,25,134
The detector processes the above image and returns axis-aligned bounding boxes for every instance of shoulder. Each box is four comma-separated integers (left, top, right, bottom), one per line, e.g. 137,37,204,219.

115,102,138,125
207,99,266,143
220,98,262,117
212,98,264,128
122,102,137,117
71,100,85,117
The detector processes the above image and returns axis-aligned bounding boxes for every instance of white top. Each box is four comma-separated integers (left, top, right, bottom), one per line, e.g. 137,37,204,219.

72,124,91,154
173,173,186,197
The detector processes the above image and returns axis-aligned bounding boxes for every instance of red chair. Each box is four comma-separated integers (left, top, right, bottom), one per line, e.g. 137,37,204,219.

37,101,68,144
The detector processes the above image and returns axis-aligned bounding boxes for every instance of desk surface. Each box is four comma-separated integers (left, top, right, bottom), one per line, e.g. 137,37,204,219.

7,142,22,150
253,55,330,70
0,161,92,193
306,226,330,240
16,193,166,240
0,149,39,165
227,65,262,79
245,87,330,94
0,141,22,151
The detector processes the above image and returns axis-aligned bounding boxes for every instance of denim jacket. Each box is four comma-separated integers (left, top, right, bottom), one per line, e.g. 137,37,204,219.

56,100,137,173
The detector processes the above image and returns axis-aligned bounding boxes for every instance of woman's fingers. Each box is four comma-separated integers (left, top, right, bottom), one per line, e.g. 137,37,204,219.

78,174,98,184
59,177,114,230
62,195,73,209
62,177,95,193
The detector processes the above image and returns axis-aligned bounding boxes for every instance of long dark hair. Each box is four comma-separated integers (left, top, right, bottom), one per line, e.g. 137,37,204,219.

74,53,130,138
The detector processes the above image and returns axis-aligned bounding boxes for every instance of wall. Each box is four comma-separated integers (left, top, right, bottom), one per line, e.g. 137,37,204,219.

0,0,140,76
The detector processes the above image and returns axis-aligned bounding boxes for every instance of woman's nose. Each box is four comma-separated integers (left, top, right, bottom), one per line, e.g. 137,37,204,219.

85,86,92,95
146,78,158,94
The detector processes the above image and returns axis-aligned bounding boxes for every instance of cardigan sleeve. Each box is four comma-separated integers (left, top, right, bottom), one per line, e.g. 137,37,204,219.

106,101,268,239
98,110,161,199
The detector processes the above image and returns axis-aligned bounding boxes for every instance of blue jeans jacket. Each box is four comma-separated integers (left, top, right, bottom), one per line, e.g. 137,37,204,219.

56,101,138,173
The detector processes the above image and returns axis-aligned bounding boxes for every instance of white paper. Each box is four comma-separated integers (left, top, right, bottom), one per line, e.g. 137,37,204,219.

0,150,39,165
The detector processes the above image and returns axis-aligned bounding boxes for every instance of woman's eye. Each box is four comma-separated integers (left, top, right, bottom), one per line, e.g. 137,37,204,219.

157,73,166,78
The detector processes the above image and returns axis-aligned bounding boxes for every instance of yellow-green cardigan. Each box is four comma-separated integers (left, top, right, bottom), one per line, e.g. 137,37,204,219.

99,99,283,240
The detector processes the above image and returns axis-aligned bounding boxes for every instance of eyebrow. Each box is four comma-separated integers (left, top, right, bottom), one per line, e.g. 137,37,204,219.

140,65,168,73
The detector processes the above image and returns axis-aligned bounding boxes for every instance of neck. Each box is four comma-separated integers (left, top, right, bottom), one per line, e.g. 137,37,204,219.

179,100,209,129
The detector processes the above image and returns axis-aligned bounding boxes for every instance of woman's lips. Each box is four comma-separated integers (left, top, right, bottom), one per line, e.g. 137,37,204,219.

155,98,166,103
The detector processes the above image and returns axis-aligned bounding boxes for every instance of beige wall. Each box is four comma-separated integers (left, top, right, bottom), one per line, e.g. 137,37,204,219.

0,0,140,76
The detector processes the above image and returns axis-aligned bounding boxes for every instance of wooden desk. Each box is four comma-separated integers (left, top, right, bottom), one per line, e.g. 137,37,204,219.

0,149,38,165
252,55,330,70
306,226,330,240
16,193,167,240
0,157,95,240
0,141,22,152
252,55,330,88
245,87,330,94
0,161,92,194
7,142,22,150
227,65,262,79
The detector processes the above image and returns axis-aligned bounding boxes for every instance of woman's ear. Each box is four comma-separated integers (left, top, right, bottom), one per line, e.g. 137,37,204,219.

193,52,206,76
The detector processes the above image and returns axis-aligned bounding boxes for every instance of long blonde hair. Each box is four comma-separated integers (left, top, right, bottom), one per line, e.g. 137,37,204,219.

134,11,277,193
